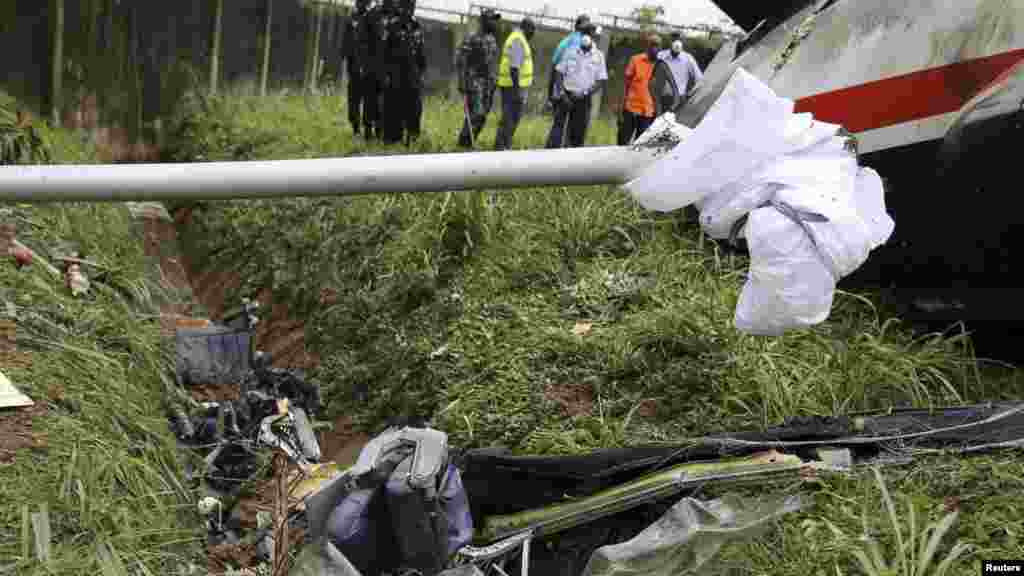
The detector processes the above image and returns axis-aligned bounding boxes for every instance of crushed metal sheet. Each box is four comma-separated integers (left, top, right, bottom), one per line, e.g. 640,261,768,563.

630,112,693,155
773,12,819,71
0,370,32,408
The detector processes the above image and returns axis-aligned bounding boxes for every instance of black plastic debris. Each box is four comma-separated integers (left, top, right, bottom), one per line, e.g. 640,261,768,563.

459,401,1024,520
167,315,324,557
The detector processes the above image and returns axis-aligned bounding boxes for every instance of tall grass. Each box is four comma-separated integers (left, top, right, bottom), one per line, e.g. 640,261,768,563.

1,112,202,573
167,88,1001,446
168,87,1024,576
4,84,1013,575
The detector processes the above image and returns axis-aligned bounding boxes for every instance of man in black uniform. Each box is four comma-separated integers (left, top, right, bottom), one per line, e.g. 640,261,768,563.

358,0,393,139
381,0,427,145
341,0,375,137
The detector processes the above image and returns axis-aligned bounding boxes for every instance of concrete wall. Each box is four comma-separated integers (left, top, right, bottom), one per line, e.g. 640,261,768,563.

0,0,722,142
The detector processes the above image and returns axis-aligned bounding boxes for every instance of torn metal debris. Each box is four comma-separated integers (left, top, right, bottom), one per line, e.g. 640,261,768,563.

168,311,324,563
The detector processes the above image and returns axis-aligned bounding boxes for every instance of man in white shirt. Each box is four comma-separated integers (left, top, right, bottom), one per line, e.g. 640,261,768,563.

545,25,608,148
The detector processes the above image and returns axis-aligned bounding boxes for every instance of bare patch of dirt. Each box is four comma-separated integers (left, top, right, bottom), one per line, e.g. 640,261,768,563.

544,382,595,417
141,206,325,571
235,475,277,530
142,216,193,297
173,207,317,371
207,541,260,572
0,349,46,464
634,399,658,419
320,415,371,468
190,382,243,403
0,403,48,463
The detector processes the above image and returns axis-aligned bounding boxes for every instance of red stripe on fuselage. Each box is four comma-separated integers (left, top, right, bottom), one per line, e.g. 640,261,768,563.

793,48,1024,133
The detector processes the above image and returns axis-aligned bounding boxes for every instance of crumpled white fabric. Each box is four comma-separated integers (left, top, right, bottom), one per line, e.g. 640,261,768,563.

623,68,895,335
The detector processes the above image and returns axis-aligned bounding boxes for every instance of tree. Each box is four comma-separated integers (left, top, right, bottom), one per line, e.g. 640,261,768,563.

631,3,664,33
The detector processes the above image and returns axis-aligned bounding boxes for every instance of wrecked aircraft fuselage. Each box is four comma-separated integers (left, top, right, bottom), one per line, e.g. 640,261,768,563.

692,0,1024,324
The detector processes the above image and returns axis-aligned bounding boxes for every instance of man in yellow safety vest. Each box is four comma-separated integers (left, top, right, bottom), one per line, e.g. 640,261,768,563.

494,18,536,150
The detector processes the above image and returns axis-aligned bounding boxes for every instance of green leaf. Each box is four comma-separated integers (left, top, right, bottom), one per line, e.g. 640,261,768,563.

917,511,960,575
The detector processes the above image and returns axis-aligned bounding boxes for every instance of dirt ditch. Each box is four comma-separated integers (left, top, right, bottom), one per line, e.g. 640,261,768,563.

140,206,369,571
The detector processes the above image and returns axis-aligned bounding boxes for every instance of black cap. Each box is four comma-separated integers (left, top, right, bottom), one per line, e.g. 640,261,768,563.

574,14,590,30
480,8,501,20
521,17,536,32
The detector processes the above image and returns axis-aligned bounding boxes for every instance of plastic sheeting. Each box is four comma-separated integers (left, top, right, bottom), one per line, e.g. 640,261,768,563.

623,68,895,335
581,493,805,576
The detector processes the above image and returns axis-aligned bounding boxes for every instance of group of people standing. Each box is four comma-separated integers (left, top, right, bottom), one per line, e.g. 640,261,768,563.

455,12,609,150
342,5,702,151
342,0,427,145
618,30,703,145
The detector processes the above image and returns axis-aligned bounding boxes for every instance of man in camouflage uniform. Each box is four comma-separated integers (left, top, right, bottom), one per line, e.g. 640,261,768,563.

381,0,427,145
341,0,375,137
455,8,500,148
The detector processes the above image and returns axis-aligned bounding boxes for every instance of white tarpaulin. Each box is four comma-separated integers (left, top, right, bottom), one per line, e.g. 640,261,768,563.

624,68,895,335
0,369,33,408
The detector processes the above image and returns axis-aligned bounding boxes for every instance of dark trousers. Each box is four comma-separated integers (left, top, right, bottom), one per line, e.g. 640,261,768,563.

494,87,524,150
617,110,654,145
458,88,494,148
348,69,380,137
545,93,592,149
381,73,423,145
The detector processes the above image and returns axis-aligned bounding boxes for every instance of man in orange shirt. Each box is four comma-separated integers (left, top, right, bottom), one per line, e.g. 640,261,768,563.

617,34,660,146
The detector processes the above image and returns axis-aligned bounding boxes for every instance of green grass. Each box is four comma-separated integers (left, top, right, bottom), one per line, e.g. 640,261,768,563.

5,84,1024,575
170,87,1024,576
1,114,203,573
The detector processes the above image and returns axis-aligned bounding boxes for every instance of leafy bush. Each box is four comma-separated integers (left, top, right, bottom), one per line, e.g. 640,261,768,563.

0,91,52,164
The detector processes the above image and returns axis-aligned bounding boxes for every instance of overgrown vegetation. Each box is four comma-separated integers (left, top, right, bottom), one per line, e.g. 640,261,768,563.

1,96,202,573
0,91,53,164
168,89,1024,575
6,84,1023,575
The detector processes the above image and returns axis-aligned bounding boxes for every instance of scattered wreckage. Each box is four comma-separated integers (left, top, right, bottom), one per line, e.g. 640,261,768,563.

168,305,1024,575
284,399,1024,576
169,300,324,558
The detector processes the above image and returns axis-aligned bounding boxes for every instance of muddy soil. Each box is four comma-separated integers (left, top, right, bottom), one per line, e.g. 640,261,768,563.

140,207,368,570
0,325,47,464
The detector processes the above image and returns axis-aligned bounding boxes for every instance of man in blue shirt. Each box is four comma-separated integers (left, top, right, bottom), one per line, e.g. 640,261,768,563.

653,32,704,116
547,14,591,107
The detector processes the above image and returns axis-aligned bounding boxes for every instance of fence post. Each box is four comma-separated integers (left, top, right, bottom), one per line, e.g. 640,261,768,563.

210,0,224,94
591,31,611,122
312,4,323,91
304,4,314,91
260,0,273,96
51,0,65,125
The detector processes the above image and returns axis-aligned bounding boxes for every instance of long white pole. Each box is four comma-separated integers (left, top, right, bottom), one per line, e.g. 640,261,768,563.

0,147,663,203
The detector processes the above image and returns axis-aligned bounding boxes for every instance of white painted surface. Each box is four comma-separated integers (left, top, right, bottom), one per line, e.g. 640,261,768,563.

856,112,959,154
685,0,1024,151
0,147,664,202
0,370,33,409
